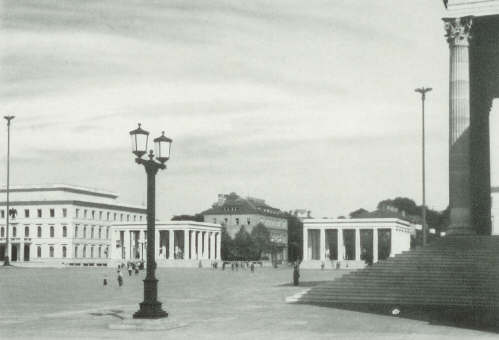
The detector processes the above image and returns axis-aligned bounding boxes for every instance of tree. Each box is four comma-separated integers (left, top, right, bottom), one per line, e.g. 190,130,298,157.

171,214,204,222
286,213,303,262
250,223,271,259
349,208,368,218
220,226,234,260
233,226,256,260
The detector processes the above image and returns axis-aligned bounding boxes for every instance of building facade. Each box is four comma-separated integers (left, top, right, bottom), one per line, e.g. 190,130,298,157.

302,218,415,269
110,221,221,267
0,185,146,266
202,193,288,262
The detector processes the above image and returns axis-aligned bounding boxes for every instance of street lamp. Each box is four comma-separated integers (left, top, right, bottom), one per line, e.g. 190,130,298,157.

3,115,14,266
129,123,172,319
415,87,432,246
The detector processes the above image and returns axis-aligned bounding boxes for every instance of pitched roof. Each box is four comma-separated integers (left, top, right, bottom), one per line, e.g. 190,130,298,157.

201,193,286,218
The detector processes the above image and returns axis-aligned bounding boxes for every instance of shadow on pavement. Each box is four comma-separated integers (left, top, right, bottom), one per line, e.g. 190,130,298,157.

299,302,499,334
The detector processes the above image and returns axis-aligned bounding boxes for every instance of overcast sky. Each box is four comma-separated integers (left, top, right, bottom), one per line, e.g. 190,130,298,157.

0,0,462,219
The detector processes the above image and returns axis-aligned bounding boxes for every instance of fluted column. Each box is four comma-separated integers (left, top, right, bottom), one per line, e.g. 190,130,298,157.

169,230,174,260
319,228,326,261
302,226,308,260
190,230,196,259
209,232,214,260
216,232,221,260
355,229,361,261
337,229,344,261
184,229,190,260
444,17,474,234
373,228,378,263
197,231,202,259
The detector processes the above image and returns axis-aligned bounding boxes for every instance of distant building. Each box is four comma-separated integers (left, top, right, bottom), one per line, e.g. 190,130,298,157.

0,184,146,266
202,192,288,262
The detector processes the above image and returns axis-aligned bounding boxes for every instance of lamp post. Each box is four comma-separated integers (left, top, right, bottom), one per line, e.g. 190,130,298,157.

129,123,172,319
3,115,14,266
415,87,432,246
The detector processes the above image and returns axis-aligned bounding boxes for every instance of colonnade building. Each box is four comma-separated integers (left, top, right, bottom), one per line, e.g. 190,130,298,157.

0,184,146,266
302,218,416,269
109,221,221,267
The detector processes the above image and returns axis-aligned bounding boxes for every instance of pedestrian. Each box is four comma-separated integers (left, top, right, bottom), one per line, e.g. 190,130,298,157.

128,264,132,276
250,262,255,273
293,261,300,286
117,269,123,287
222,262,226,271
103,276,108,286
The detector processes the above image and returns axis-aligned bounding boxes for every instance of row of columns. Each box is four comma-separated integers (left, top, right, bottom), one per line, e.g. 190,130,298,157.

118,228,222,261
186,230,220,261
303,228,381,263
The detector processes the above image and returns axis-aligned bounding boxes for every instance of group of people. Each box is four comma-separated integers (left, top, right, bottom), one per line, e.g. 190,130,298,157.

103,261,144,287
221,261,258,272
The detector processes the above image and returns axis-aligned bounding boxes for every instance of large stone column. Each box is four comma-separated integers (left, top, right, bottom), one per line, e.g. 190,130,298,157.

124,230,131,260
337,229,344,261
169,230,175,260
190,230,196,259
216,232,221,260
184,229,190,260
197,231,202,259
319,228,326,261
302,226,308,260
444,16,474,234
373,228,379,264
209,232,214,260
355,229,361,261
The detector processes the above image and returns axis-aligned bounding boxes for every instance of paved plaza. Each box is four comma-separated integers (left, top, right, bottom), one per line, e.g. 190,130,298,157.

0,266,497,339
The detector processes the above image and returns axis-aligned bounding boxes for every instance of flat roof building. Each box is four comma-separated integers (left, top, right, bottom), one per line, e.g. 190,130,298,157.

0,184,146,266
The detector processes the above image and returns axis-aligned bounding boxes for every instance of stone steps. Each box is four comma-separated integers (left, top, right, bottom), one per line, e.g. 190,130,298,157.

297,236,499,310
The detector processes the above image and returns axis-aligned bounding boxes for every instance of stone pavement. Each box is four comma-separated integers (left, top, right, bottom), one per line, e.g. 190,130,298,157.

0,266,497,339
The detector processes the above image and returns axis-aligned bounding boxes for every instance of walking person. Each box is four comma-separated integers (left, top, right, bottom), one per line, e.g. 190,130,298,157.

117,269,124,287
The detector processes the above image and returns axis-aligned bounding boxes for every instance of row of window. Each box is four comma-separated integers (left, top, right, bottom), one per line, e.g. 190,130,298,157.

0,225,68,238
0,208,67,219
74,225,110,240
73,244,110,259
0,225,110,240
0,208,145,222
34,244,110,259
75,209,143,222
212,216,286,227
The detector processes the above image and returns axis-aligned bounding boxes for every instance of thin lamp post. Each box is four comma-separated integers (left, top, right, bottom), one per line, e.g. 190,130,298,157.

129,123,172,319
3,115,14,266
415,87,432,246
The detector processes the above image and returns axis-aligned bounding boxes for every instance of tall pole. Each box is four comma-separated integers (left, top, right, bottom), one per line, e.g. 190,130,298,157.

3,115,14,266
133,151,167,319
415,88,431,246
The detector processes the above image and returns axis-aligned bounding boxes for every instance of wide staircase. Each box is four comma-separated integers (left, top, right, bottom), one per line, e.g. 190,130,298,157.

297,236,499,315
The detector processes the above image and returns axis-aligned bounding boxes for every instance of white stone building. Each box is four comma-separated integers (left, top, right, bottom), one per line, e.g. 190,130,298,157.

302,218,416,269
0,184,146,266
110,221,222,267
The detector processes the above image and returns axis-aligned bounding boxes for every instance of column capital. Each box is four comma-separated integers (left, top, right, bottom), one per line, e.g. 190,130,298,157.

444,16,472,46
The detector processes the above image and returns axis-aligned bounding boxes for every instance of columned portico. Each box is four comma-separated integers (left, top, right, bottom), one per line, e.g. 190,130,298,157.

110,221,221,267
302,218,415,269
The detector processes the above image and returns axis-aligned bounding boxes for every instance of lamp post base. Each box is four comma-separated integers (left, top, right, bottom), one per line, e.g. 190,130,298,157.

133,301,168,319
